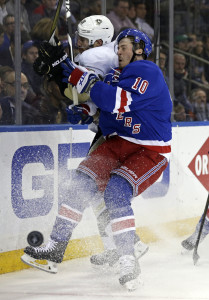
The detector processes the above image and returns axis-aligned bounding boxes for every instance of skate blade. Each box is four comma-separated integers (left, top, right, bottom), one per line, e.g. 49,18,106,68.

91,261,120,274
21,254,57,274
135,245,149,259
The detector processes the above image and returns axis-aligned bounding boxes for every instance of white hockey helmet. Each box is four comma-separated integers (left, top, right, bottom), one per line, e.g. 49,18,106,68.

77,15,114,46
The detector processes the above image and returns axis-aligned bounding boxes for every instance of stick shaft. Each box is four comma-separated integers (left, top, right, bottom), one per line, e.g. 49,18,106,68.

194,194,209,252
49,0,64,44
65,0,78,105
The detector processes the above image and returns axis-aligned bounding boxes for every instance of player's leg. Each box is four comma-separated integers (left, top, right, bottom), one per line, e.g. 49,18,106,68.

181,212,209,251
104,174,141,291
103,144,168,290
84,137,148,271
90,197,119,269
21,172,98,273
90,197,148,271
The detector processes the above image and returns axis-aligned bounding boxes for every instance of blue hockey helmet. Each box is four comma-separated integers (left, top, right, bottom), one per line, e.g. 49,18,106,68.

116,28,152,58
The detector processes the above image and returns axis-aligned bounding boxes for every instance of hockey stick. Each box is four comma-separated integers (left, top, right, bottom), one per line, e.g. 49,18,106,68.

65,0,78,105
49,0,64,45
65,0,73,60
193,193,209,265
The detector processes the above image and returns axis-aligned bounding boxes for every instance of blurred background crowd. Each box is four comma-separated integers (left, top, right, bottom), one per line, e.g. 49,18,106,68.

0,0,209,125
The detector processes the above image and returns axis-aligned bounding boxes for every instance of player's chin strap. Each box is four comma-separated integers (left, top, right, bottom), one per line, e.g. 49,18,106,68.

130,43,144,63
130,52,142,63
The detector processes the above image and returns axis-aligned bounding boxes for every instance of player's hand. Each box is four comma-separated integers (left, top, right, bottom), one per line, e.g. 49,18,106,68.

33,56,50,76
33,37,68,76
61,58,99,94
66,104,93,125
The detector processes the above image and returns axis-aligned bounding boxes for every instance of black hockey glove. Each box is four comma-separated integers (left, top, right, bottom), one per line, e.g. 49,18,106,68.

33,37,68,77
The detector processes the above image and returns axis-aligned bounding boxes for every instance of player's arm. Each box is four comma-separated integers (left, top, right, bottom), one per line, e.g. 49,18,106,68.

60,58,159,113
33,39,89,103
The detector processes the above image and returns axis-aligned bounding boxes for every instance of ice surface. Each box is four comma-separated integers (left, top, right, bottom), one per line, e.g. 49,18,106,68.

0,235,209,300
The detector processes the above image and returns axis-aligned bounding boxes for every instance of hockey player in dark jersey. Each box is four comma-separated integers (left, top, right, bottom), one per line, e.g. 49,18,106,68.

21,29,172,291
32,16,149,271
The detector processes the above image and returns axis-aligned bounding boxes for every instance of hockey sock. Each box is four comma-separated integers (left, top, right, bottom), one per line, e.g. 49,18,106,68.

95,207,116,250
91,194,140,251
51,172,97,242
104,175,135,257
90,192,116,250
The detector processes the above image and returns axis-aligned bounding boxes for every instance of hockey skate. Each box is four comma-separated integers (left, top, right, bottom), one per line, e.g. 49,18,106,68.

21,238,68,274
119,255,141,291
90,240,148,272
90,249,119,272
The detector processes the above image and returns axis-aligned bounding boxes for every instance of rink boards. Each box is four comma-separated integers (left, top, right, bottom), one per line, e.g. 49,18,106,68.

0,122,209,274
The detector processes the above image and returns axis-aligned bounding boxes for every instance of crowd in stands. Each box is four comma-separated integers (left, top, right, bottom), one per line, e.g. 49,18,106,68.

0,0,209,125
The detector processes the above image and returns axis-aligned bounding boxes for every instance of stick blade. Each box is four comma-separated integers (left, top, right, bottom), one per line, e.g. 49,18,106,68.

193,249,200,265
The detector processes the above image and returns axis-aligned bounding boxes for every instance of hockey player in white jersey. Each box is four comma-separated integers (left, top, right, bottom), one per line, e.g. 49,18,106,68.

75,15,119,77
23,16,148,277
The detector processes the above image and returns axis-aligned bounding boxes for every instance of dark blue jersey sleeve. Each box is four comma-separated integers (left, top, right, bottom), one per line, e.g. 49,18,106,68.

90,60,172,114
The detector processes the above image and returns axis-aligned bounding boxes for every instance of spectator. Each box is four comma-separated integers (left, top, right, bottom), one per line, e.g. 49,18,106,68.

0,96,14,124
159,50,169,86
188,33,197,52
0,70,41,124
0,97,2,119
202,34,209,83
107,0,137,37
0,30,14,67
6,0,31,33
190,40,208,85
189,88,209,121
33,77,69,124
24,0,42,16
199,0,209,34
31,17,59,43
0,23,4,48
84,0,101,16
174,34,192,53
29,0,57,29
0,0,8,25
173,103,186,122
173,53,192,117
0,31,31,68
0,72,3,95
21,40,43,96
127,1,137,26
69,1,81,21
0,65,13,97
134,0,154,41
0,14,15,52
30,0,67,38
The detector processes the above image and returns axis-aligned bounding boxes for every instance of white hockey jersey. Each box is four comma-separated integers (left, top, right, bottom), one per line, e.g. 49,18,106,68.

75,41,118,77
74,42,118,132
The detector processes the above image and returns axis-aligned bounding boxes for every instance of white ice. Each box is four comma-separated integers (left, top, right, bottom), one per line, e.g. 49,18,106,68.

1,235,209,300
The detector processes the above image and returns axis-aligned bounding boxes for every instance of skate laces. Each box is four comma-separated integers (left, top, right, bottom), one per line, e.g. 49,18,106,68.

119,255,135,277
33,239,58,253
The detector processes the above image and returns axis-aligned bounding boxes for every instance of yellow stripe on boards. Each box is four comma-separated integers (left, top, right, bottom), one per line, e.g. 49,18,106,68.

0,217,199,274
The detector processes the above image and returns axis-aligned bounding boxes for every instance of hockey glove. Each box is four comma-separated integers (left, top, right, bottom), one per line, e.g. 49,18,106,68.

61,58,99,94
33,37,68,77
66,104,93,125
